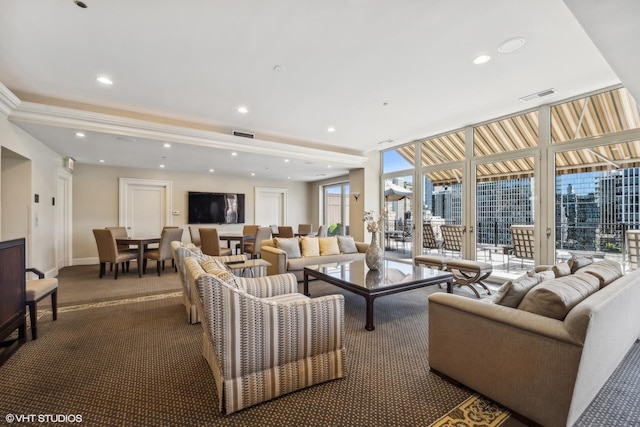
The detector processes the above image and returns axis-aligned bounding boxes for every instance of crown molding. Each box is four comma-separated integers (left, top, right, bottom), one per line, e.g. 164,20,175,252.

0,83,20,116
8,101,368,166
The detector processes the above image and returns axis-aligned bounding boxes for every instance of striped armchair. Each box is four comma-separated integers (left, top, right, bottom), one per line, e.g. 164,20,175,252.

171,241,246,324
184,257,345,414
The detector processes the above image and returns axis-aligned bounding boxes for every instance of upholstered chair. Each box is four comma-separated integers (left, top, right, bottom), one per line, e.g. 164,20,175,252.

316,225,328,237
276,226,294,238
105,226,134,271
297,224,312,236
93,229,137,279
236,224,259,254
242,227,272,259
200,228,232,256
184,256,345,414
25,267,58,340
143,227,183,276
188,225,202,247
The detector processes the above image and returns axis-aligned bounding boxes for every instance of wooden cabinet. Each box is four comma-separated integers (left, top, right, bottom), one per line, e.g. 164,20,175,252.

0,238,26,365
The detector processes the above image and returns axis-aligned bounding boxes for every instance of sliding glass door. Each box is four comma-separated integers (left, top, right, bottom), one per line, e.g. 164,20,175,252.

324,183,350,236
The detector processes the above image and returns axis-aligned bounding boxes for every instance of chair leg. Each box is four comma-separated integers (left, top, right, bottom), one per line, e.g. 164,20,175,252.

114,263,119,279
99,262,106,278
27,301,37,340
51,290,58,321
157,260,162,276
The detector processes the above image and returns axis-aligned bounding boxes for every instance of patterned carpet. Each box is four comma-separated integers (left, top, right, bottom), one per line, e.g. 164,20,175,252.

0,265,638,426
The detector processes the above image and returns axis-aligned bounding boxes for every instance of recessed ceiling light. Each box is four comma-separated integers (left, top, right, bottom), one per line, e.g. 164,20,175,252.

75,132,85,138
98,159,105,163
498,37,525,53
287,176,291,179
250,172,255,176
273,65,286,72
96,75,113,85
231,152,238,156
209,168,214,172
327,126,336,133
473,55,491,65
237,106,248,114
163,143,171,148
284,159,290,163
159,164,165,168
327,165,332,168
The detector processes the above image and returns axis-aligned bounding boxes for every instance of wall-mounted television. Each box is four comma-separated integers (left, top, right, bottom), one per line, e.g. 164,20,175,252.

188,192,245,224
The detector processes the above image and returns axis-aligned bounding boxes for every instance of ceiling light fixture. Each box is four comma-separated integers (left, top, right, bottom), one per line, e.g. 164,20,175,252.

231,152,238,156
98,159,105,163
159,164,165,168
75,132,85,138
284,159,290,163
237,106,248,114
209,168,214,173
473,54,491,65
74,1,87,8
327,126,336,132
273,65,286,72
96,75,113,85
250,172,255,176
163,143,171,148
498,37,526,53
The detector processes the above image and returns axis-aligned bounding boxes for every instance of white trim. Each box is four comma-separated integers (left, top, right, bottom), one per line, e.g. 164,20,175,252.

0,83,20,116
8,101,367,166
56,168,73,268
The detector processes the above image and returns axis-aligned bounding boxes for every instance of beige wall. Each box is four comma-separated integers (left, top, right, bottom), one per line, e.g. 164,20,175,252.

73,163,311,263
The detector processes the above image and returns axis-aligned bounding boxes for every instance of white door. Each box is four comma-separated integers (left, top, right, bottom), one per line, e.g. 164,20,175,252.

119,178,172,237
255,187,287,226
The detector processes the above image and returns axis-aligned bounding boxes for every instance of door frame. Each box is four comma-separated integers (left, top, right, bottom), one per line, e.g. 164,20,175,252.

255,187,287,226
56,168,73,269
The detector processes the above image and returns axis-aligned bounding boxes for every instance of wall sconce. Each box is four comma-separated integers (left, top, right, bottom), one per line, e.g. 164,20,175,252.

352,192,361,201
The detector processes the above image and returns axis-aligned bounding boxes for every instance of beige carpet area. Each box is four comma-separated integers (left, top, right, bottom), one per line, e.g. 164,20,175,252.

1,264,638,426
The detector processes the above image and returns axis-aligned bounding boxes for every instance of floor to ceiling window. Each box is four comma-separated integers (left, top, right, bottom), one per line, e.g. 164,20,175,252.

382,146,415,260
323,183,350,236
380,85,640,277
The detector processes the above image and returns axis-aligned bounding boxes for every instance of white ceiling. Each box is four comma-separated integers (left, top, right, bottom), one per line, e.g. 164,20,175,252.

0,0,624,181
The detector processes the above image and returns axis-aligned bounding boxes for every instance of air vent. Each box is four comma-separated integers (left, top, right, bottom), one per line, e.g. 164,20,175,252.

232,130,255,139
519,88,557,103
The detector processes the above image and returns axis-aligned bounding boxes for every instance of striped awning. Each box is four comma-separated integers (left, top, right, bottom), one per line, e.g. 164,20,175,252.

392,88,640,185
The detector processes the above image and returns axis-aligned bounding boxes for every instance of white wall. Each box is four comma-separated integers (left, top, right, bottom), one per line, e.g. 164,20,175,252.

72,163,310,263
0,114,64,275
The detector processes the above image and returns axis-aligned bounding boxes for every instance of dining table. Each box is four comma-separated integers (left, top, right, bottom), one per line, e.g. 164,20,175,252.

219,232,253,254
116,237,160,277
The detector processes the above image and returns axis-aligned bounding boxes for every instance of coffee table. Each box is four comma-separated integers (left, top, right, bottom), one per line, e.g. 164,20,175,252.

303,259,453,331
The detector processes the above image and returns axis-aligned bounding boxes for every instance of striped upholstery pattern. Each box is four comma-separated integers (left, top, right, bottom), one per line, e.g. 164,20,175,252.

184,257,345,414
172,241,246,324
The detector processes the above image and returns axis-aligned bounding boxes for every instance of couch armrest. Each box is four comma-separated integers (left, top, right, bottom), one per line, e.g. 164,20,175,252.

237,273,298,298
261,245,287,276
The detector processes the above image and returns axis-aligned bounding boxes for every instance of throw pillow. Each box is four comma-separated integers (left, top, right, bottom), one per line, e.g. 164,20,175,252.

552,262,572,278
568,255,594,273
492,275,540,308
517,272,600,320
575,259,623,288
528,269,555,282
274,237,301,259
337,236,358,254
300,236,320,257
201,258,227,271
319,236,340,255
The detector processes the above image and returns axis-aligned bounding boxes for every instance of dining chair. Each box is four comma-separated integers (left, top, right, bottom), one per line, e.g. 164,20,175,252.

188,225,202,247
106,226,133,271
277,226,294,238
297,224,312,236
316,225,328,237
242,227,272,259
25,267,58,340
144,227,184,276
270,224,280,237
236,225,259,254
93,229,137,279
200,228,233,256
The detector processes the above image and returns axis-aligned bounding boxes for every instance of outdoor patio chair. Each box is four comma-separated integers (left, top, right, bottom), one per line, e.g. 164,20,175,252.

440,225,464,257
509,225,535,271
422,224,441,254
626,229,640,271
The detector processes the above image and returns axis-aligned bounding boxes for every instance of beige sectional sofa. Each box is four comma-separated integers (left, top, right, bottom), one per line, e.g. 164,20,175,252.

261,235,368,281
428,257,640,427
